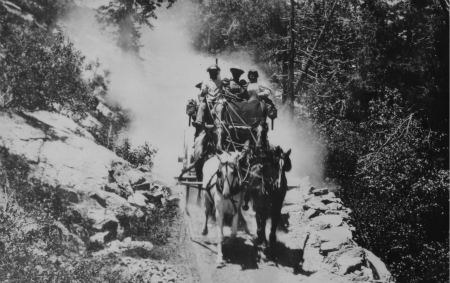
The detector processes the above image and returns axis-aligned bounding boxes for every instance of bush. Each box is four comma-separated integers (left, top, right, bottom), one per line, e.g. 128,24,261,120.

0,26,95,113
0,147,119,282
116,139,158,170
332,89,449,283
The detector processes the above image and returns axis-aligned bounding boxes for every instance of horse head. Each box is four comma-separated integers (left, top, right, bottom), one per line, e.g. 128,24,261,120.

216,151,244,198
272,146,291,190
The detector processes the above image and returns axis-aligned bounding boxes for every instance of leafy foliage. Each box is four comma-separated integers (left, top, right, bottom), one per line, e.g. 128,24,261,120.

97,0,176,52
0,1,97,114
195,0,449,282
116,139,158,170
0,147,118,282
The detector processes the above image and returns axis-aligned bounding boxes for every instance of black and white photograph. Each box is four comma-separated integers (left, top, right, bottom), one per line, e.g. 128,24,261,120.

0,0,448,282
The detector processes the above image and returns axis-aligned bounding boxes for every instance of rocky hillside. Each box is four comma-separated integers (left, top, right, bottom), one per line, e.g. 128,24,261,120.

0,109,184,282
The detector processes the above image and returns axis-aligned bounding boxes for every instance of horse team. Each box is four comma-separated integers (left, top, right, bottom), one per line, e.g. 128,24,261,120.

198,142,292,266
181,65,292,267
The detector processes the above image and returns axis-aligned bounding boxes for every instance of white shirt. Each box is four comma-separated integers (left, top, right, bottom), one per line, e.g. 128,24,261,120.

247,82,271,100
201,78,223,102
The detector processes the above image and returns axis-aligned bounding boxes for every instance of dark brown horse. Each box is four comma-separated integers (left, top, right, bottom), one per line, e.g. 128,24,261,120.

247,146,292,247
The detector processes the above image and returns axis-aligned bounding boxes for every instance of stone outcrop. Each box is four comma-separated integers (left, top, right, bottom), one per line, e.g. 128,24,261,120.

282,183,394,282
0,110,177,246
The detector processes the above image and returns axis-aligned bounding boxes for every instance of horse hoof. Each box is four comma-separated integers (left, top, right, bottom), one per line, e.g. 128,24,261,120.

201,229,208,236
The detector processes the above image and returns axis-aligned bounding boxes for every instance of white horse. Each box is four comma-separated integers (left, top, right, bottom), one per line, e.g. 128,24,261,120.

201,150,246,266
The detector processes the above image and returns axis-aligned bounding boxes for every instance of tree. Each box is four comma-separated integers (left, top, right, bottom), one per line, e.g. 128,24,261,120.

97,0,176,52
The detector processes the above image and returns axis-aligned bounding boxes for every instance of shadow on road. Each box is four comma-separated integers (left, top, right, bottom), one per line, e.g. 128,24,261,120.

263,241,303,274
222,237,259,270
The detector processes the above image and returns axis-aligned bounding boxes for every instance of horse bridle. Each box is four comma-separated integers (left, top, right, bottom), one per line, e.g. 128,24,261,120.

216,160,242,197
276,156,285,190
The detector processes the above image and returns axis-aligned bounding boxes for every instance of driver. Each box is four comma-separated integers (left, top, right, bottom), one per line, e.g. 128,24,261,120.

193,65,223,127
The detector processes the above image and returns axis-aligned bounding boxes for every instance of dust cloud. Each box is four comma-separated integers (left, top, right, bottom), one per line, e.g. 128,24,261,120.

61,1,324,185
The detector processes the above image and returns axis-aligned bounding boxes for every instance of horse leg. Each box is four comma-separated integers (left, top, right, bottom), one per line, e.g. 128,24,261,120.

202,190,212,236
238,209,250,234
255,210,268,246
216,208,225,266
269,191,286,246
185,186,190,216
231,208,239,238
196,186,202,206
202,209,209,236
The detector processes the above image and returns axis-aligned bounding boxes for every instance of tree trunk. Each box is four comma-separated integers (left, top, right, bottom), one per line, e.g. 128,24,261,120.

283,0,296,115
294,0,338,95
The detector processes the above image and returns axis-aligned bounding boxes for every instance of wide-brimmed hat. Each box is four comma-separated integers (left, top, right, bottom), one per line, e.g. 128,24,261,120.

207,65,220,72
230,67,244,76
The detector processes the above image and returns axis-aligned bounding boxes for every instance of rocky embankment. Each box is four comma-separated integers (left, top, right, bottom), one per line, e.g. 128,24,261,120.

0,110,184,282
0,109,394,283
282,184,394,283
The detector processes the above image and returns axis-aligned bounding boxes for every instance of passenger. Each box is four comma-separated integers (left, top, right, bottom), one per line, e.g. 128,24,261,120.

247,69,271,102
223,67,248,101
247,69,277,124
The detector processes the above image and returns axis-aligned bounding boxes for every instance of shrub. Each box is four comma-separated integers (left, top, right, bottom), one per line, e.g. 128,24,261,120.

116,139,158,170
0,147,119,282
0,26,95,113
335,89,449,283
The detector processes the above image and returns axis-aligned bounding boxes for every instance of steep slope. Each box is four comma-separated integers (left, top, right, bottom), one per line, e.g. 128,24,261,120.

0,109,190,282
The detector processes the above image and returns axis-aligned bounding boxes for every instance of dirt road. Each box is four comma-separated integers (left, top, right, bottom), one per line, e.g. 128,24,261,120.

173,185,308,283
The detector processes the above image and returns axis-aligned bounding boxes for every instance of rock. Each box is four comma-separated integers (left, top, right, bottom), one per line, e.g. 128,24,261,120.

317,227,353,246
150,275,164,283
311,215,343,229
90,231,109,246
302,243,324,273
325,209,350,220
134,182,151,191
89,190,136,218
141,191,164,205
93,239,154,257
311,187,329,196
128,191,148,207
302,272,351,283
320,241,342,254
104,183,122,195
326,202,343,210
319,192,341,204
127,171,146,186
80,202,119,232
304,208,321,219
303,198,328,212
364,249,393,282
336,248,365,275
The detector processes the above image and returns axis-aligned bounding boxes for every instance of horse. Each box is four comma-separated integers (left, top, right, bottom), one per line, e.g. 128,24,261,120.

201,150,247,266
179,124,219,214
248,146,292,248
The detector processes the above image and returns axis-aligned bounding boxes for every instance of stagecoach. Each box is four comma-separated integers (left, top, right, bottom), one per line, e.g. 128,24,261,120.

176,86,294,266
177,93,270,197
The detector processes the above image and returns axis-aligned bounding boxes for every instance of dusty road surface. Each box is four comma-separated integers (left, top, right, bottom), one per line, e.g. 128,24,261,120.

173,185,309,283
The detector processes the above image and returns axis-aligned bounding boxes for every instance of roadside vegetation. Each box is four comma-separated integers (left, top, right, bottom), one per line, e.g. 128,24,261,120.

192,1,449,282
0,1,176,282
